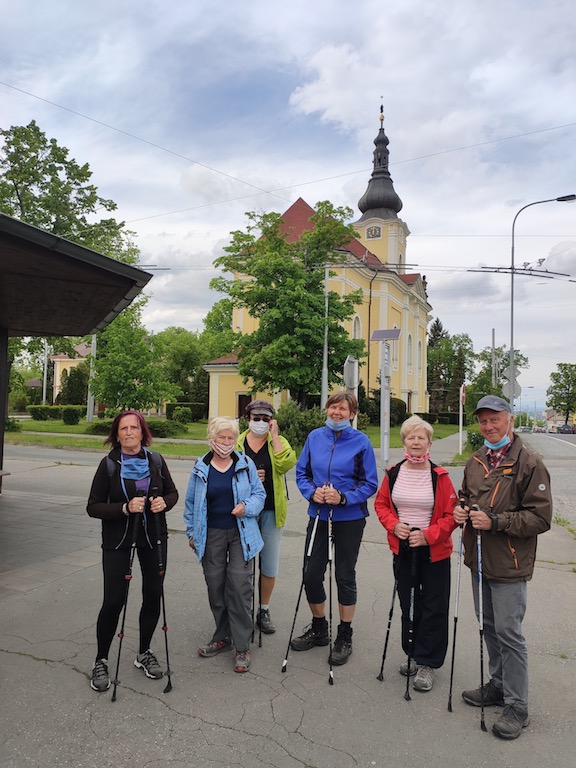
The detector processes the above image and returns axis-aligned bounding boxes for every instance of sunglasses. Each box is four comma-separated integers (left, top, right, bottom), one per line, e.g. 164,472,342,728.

251,415,271,422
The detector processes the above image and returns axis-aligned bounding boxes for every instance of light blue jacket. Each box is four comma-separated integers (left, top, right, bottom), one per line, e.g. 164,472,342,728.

183,451,265,563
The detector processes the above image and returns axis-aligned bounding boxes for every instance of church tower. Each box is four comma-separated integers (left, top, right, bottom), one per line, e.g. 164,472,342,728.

354,105,410,273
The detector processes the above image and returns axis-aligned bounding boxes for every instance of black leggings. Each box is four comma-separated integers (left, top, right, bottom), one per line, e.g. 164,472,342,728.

95,542,167,661
303,517,366,606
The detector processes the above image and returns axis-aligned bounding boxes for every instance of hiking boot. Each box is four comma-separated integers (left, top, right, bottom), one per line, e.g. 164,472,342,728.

134,650,163,679
257,608,276,634
492,705,530,740
413,665,434,692
462,678,505,707
328,626,353,666
198,637,233,657
233,649,251,673
399,659,418,677
90,658,110,692
290,619,329,651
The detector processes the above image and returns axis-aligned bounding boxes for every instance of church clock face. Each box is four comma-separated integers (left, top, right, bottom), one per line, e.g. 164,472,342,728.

366,225,382,239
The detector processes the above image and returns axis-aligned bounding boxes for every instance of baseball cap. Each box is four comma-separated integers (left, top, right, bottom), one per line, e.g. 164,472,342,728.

244,399,274,417
473,395,513,415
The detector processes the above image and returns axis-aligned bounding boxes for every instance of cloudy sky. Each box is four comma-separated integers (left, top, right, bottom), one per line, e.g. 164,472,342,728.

2,0,575,408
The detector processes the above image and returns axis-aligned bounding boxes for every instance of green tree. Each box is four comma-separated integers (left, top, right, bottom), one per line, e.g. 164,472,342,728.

467,345,528,415
58,363,90,405
211,202,365,406
198,299,237,362
0,120,138,262
546,363,576,423
153,327,202,402
427,319,474,413
90,301,178,412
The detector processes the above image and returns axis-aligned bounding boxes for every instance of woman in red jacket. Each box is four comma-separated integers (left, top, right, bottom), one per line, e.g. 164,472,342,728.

374,415,457,693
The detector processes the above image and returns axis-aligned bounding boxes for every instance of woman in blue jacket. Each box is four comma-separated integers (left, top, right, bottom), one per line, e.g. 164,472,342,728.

292,393,378,666
184,417,265,673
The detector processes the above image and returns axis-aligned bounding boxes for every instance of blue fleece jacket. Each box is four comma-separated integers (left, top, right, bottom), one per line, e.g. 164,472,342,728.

296,425,378,522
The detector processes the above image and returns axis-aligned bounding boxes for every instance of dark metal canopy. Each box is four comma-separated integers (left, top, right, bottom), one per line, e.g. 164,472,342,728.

0,213,152,337
0,213,153,489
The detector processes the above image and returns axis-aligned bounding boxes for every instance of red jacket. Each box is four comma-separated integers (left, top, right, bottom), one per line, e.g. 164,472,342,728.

374,460,458,562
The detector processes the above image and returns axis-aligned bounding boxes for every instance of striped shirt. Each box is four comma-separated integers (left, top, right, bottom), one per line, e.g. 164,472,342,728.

391,463,434,530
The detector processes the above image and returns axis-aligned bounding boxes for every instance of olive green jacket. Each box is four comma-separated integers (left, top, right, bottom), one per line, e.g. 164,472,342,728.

236,431,296,528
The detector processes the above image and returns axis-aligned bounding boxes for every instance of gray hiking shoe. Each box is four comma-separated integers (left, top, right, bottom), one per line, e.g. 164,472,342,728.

134,649,163,679
462,678,505,707
399,659,418,676
257,608,276,634
198,637,233,657
233,649,251,673
90,658,110,692
413,665,434,692
492,705,530,740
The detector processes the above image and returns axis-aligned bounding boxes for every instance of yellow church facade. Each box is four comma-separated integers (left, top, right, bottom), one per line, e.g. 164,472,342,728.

205,113,431,419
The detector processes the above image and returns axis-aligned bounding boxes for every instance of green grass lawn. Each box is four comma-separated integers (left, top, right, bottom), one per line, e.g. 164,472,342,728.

7,418,461,458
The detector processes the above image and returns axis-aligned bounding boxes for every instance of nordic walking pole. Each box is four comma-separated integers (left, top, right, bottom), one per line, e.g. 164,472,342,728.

258,555,263,648
327,505,335,686
151,486,173,694
448,494,467,711
250,556,256,643
376,577,398,681
281,507,321,673
111,491,144,702
474,505,488,732
404,529,419,702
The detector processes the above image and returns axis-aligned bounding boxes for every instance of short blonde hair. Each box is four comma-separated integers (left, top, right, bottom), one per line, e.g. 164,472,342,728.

400,415,433,443
207,416,239,442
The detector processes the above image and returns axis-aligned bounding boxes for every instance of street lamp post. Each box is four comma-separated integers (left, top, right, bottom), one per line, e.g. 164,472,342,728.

509,195,576,406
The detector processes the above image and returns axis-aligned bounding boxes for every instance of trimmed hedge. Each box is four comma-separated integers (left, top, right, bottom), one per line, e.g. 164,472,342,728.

27,405,63,420
166,402,206,421
62,406,84,425
86,417,183,438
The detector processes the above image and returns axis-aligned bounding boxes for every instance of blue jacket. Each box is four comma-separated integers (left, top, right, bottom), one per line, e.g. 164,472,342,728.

183,450,265,563
296,425,379,522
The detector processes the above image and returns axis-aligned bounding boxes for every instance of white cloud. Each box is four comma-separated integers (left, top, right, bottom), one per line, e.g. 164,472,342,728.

1,0,575,399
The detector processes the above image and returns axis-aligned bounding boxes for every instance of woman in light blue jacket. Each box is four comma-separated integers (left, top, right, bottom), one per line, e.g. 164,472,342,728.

184,417,265,673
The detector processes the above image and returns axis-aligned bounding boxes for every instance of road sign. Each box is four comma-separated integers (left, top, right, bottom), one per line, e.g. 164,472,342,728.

502,365,520,381
502,381,521,399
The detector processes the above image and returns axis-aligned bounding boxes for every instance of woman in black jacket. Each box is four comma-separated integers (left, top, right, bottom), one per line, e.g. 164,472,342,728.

87,410,178,692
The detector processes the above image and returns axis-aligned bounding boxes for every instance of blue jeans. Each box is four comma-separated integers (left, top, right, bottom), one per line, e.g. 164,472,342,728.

471,573,529,708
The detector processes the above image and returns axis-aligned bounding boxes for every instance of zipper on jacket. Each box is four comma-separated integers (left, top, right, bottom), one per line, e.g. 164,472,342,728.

488,478,519,571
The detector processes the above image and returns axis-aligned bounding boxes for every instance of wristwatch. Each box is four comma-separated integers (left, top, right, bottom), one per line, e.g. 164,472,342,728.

487,510,498,533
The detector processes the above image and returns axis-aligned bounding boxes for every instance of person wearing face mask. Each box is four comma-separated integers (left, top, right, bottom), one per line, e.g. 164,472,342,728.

236,401,296,635
183,417,265,673
453,396,552,740
292,392,378,666
374,415,458,693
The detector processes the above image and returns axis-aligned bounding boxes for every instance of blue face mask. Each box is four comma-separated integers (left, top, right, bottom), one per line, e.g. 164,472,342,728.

326,418,351,432
484,435,511,450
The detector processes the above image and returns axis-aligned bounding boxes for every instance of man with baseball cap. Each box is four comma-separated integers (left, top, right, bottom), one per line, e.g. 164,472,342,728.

453,395,552,739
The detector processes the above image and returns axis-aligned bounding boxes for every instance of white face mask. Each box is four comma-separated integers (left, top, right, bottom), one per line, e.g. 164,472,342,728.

210,441,235,458
249,420,270,436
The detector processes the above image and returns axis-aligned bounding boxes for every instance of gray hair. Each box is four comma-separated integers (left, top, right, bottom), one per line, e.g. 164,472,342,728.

207,416,239,442
400,415,434,443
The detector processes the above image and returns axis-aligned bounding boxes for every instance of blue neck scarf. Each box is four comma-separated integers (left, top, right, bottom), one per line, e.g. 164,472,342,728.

326,418,351,432
120,452,151,480
484,435,511,450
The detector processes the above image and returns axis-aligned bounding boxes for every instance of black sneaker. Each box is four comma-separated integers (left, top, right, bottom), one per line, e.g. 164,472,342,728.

134,650,163,679
492,705,530,740
90,658,110,692
462,678,505,707
257,608,276,634
290,620,329,651
328,626,353,666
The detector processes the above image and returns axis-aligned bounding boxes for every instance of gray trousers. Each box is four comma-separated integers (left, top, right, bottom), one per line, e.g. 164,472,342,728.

471,572,528,709
202,527,253,652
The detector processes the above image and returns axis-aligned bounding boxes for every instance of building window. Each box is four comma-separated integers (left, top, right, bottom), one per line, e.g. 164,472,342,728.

418,341,422,377
353,316,361,339
407,334,413,374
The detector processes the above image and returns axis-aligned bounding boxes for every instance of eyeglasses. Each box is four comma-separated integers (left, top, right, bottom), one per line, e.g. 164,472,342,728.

251,415,271,422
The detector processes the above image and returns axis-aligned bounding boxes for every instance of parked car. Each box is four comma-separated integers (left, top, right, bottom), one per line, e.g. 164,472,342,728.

532,426,545,433
557,424,574,434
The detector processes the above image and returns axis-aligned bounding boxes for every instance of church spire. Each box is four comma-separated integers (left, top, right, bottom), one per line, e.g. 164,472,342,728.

357,103,403,222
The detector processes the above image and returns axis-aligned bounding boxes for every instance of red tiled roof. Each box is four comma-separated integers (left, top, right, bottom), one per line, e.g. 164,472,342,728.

279,198,386,271
205,354,239,365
